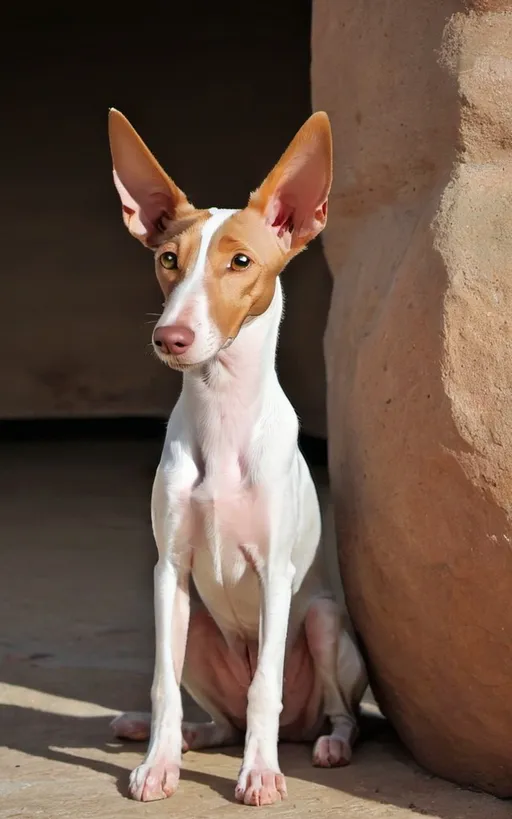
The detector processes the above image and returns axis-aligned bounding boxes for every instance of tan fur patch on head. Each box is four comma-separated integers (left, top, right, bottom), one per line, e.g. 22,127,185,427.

111,109,332,352
203,208,290,341
154,210,211,297
154,207,295,340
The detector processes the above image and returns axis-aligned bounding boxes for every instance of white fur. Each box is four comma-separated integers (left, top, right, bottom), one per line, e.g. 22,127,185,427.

155,209,238,365
125,213,367,805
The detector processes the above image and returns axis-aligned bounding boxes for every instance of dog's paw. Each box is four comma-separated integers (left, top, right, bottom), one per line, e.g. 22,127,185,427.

111,711,150,742
235,768,287,806
128,760,180,801
182,720,240,752
312,735,351,768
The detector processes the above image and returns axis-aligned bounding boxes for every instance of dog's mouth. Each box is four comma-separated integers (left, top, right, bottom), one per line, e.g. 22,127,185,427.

165,359,195,372
152,347,219,373
152,335,235,372
153,351,196,372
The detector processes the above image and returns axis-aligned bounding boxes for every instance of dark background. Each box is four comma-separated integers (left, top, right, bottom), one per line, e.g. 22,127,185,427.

0,3,331,440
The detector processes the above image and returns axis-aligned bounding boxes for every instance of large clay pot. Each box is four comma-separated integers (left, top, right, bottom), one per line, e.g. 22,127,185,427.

313,0,512,797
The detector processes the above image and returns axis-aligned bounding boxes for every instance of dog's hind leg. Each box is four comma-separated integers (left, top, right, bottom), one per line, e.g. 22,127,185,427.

305,596,367,767
112,711,151,741
112,707,239,753
180,608,247,751
112,609,246,752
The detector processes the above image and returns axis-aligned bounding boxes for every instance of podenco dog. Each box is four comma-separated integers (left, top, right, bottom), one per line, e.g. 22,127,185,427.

108,109,367,807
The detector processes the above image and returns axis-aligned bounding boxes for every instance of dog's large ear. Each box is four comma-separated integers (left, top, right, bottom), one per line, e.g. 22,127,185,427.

248,112,332,253
108,109,195,247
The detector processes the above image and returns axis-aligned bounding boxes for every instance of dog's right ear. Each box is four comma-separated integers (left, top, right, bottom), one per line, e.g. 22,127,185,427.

108,109,195,247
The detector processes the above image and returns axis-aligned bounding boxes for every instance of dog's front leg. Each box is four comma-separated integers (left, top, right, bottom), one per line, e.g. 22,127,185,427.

236,556,293,806
128,546,190,802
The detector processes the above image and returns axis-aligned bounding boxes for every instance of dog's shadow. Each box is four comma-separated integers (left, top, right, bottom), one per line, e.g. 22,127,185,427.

1,680,449,817
2,701,237,803
1,660,501,817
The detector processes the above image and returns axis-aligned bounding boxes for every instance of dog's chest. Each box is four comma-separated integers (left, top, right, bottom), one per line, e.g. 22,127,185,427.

187,461,269,634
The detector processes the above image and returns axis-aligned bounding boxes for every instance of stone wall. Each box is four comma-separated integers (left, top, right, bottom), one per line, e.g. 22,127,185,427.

313,0,512,797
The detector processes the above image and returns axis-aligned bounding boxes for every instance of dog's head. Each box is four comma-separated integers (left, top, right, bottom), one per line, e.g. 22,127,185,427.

108,109,332,371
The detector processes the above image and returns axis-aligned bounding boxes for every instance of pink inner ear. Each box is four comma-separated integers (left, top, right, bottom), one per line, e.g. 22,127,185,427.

139,191,172,234
267,189,326,246
271,197,295,238
113,169,171,240
265,163,329,246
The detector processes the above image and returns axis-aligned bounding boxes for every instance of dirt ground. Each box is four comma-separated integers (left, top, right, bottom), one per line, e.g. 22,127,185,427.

0,432,508,819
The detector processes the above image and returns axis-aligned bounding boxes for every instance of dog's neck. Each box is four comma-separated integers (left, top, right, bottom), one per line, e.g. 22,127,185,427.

181,280,283,477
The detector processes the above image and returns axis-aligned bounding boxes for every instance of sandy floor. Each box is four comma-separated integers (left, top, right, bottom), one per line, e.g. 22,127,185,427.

0,432,508,818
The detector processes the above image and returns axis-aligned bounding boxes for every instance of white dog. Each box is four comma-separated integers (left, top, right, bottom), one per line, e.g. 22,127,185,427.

108,108,367,807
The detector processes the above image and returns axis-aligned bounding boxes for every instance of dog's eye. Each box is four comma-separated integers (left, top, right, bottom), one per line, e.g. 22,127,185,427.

160,251,178,270
230,253,251,271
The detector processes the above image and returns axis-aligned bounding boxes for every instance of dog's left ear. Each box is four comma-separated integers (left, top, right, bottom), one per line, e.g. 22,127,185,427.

248,112,332,252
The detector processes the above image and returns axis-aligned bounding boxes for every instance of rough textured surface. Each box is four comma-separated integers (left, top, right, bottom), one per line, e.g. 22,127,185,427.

313,0,512,798
1,433,510,818
0,6,330,436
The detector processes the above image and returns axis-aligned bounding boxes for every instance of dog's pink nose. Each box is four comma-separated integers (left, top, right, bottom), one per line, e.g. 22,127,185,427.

153,325,195,356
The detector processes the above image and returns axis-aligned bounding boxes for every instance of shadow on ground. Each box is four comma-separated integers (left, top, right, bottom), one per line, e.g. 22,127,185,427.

0,429,509,818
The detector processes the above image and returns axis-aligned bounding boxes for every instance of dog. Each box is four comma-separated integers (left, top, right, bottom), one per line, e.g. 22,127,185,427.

108,108,367,807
